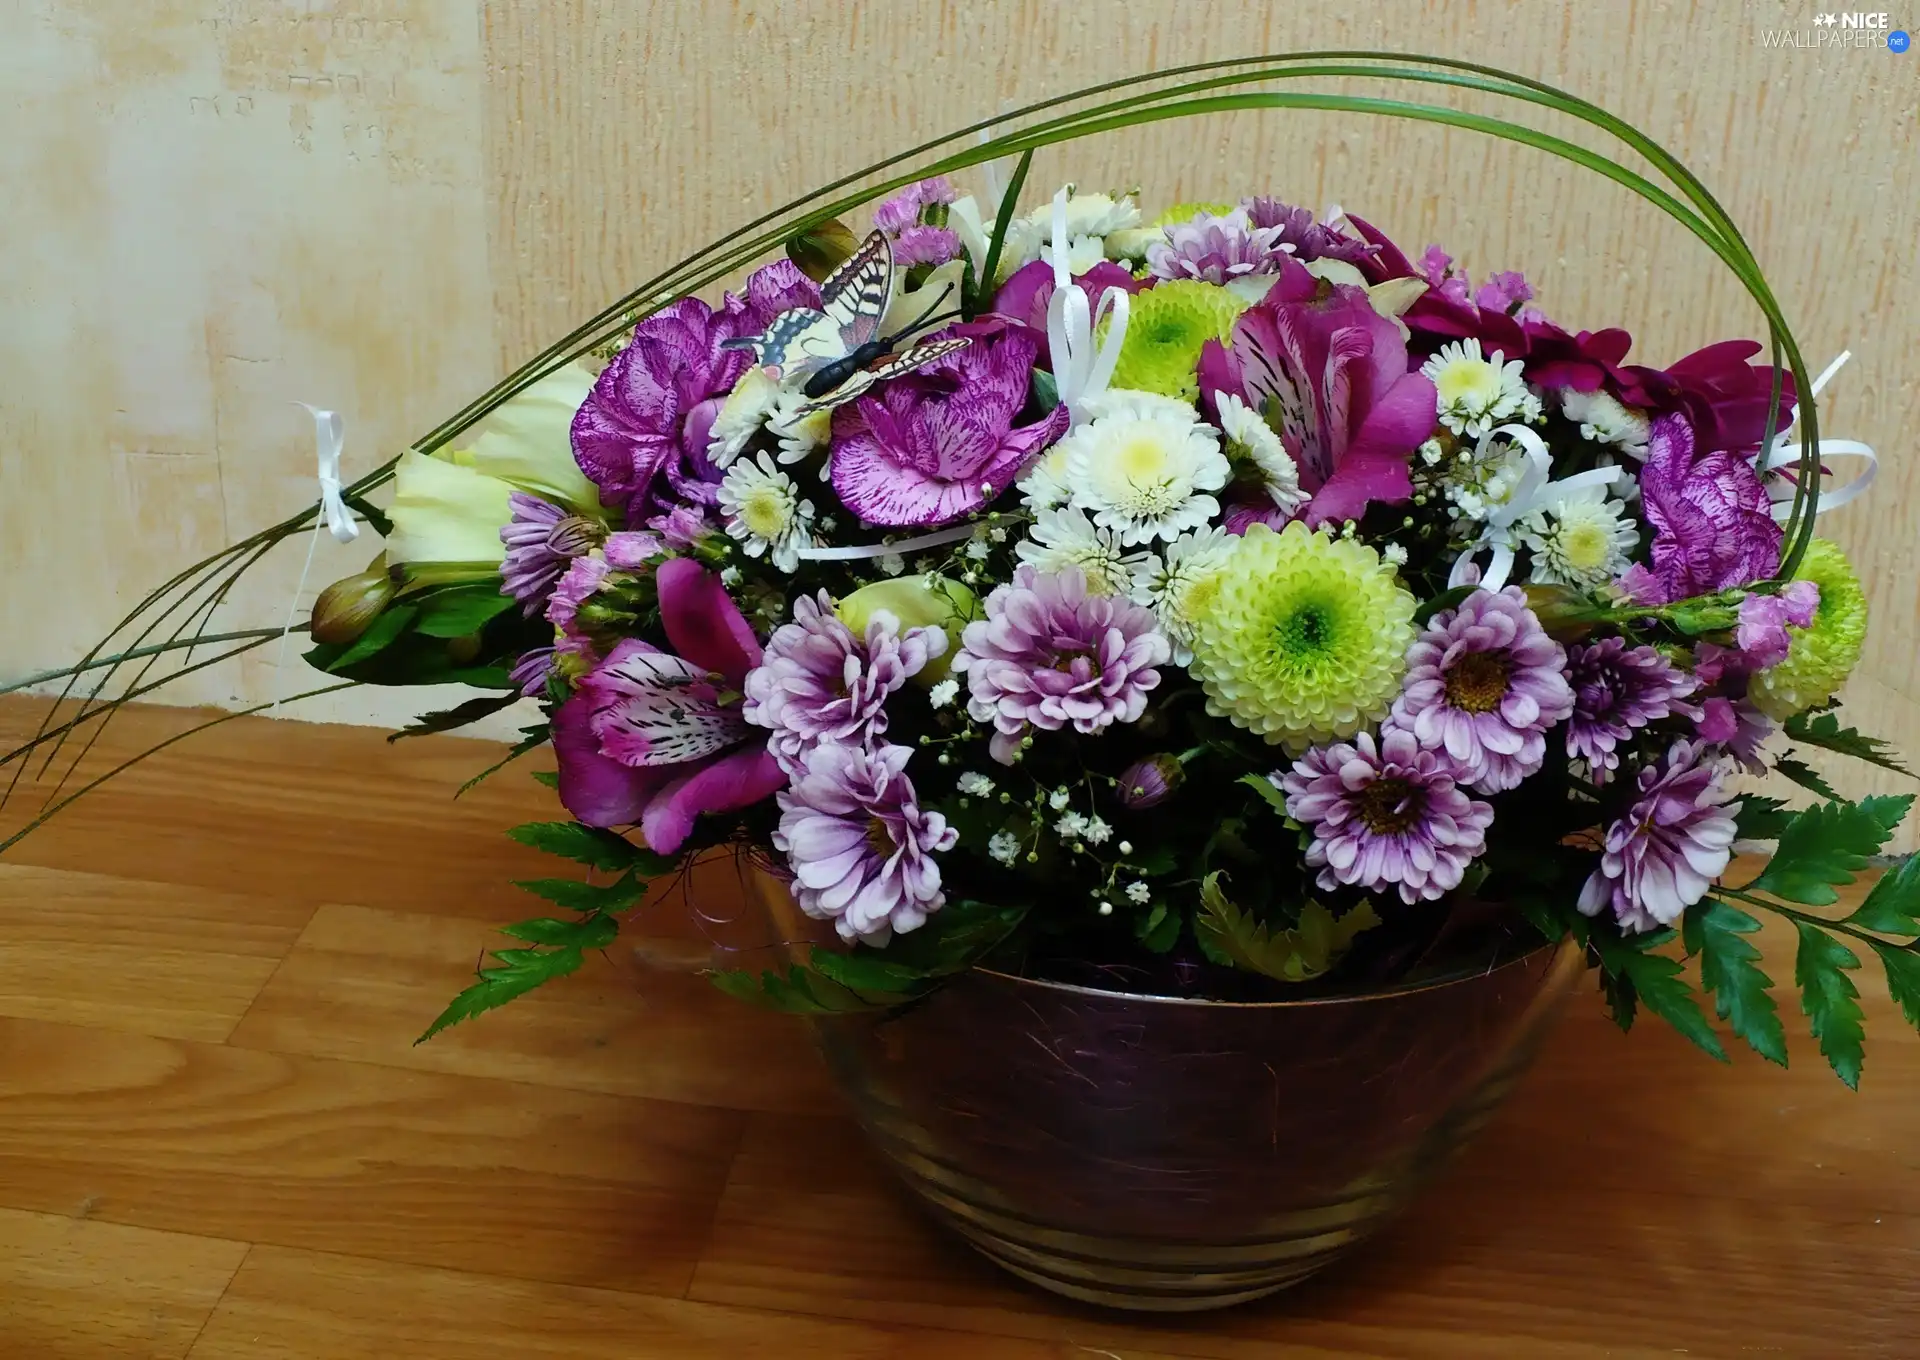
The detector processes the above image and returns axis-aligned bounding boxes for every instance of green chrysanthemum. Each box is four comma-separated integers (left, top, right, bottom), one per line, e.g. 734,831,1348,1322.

1104,280,1245,400
1187,521,1418,751
1751,538,1868,720
1154,200,1236,225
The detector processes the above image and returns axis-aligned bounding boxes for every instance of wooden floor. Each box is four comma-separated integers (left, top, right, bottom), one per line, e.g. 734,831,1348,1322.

1,696,1916,1359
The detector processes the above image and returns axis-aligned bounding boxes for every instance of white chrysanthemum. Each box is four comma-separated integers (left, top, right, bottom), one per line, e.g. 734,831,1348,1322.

708,367,783,468
1057,389,1228,544
1214,391,1306,515
1421,338,1535,438
1520,484,1639,589
1130,526,1234,665
767,394,832,465
1559,388,1652,458
716,452,815,571
1030,190,1141,240
1016,505,1152,596
1017,442,1074,513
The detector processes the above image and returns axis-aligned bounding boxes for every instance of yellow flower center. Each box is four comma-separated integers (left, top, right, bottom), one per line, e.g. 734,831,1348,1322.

1444,651,1512,714
1559,520,1612,572
1433,357,1504,411
1358,777,1425,834
739,486,790,539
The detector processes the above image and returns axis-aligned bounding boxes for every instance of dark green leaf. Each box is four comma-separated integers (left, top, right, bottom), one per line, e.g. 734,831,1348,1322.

706,963,876,1013
1691,900,1787,1065
975,146,1033,302
1773,755,1839,801
1135,902,1179,953
389,692,523,742
418,943,585,1042
414,585,517,638
1028,366,1059,413
1845,855,1920,936
1238,773,1290,817
1734,795,1795,842
1744,797,1913,906
508,821,670,874
1413,584,1478,626
343,493,392,537
1194,873,1379,983
1619,949,1727,1061
1121,843,1180,876
1597,966,1637,1032
499,914,621,949
325,603,417,671
874,898,1027,976
1875,942,1920,1034
1783,710,1916,779
456,725,551,797
806,948,930,996
1794,921,1865,1088
531,770,560,789
514,871,649,914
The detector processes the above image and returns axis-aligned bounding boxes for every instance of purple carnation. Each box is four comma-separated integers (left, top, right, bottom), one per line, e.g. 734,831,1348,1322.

1732,581,1820,671
571,262,820,518
1147,209,1290,285
1240,198,1377,264
1578,740,1738,934
1280,728,1495,905
1564,638,1699,782
647,504,713,549
1416,244,1474,307
545,554,612,638
1696,694,1773,775
953,566,1171,765
773,742,958,945
603,530,663,571
1386,587,1575,794
894,225,960,267
743,591,947,776
1624,412,1781,604
500,493,604,615
1473,270,1535,315
830,321,1067,528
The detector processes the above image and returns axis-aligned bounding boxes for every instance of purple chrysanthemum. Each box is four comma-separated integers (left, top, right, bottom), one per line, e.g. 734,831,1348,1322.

1240,198,1377,264
953,566,1171,765
1564,637,1699,782
510,646,556,697
545,554,612,638
1578,739,1738,934
500,493,604,615
1386,587,1574,794
1280,728,1495,904
1147,208,1290,285
1696,694,1773,775
743,591,947,776
773,742,958,945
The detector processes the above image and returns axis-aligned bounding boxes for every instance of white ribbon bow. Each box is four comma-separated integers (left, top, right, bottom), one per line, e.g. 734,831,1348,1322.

1757,349,1878,521
296,403,362,544
1044,186,1129,426
1448,424,1631,592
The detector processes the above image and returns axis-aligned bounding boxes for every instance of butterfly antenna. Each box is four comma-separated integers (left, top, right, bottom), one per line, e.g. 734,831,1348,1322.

883,281,958,345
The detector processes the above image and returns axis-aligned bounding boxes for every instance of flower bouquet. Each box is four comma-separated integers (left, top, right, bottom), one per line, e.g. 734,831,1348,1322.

10,56,1910,1309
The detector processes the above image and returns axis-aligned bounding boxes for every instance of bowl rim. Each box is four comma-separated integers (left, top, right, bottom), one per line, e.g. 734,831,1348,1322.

967,934,1576,1010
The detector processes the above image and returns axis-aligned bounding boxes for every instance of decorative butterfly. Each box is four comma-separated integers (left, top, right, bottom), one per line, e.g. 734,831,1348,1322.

722,230,970,416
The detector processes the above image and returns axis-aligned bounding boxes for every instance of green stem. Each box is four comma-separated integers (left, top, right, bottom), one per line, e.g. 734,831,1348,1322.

0,630,295,697
1717,887,1884,947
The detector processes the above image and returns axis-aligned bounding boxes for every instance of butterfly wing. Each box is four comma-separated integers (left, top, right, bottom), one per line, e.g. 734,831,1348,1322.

819,230,892,350
790,337,972,417
719,306,847,382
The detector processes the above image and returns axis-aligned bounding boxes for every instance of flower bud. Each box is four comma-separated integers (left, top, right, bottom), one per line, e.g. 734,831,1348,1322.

1520,583,1603,641
837,575,981,684
786,218,860,283
310,565,394,645
1118,754,1185,810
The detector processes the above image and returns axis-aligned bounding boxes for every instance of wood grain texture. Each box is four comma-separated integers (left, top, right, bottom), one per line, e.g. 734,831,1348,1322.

1,693,1918,1356
2,1,1915,825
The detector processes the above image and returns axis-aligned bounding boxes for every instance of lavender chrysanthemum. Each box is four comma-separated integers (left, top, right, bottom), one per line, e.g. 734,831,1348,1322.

1564,637,1698,782
953,566,1171,765
1578,740,1738,934
895,225,960,266
1386,586,1574,794
500,493,603,615
1696,694,1774,775
510,647,556,698
773,742,958,945
1240,198,1378,264
1147,208,1291,285
743,592,947,776
1280,728,1495,904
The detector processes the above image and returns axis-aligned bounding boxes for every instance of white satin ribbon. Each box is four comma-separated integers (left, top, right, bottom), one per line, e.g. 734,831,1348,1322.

296,403,362,544
794,521,982,563
1044,186,1128,426
1757,349,1878,522
1448,423,1631,592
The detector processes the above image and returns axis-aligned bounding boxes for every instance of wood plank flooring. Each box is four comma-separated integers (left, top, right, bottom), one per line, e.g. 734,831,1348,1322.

2,696,1916,1358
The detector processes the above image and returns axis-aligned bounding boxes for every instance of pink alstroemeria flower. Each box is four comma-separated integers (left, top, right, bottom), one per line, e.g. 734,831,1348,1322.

553,558,784,853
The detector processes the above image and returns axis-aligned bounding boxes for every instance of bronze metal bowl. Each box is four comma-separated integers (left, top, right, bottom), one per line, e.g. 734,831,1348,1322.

779,885,1585,1312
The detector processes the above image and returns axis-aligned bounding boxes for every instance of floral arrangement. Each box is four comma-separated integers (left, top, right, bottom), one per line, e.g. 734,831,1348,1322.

10,59,1910,1089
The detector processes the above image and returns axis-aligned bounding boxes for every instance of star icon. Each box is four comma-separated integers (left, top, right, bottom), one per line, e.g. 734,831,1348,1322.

1815,12,1837,24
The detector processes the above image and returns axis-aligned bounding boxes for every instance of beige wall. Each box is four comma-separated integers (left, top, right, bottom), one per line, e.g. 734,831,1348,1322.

3,2,1916,815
